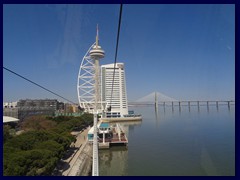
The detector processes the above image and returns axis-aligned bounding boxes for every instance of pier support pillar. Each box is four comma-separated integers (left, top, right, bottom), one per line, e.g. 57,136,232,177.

163,102,166,113
155,102,158,110
197,101,200,112
228,101,230,111
188,101,190,112
103,132,105,144
207,101,209,112
172,102,174,112
179,101,181,112
216,101,219,111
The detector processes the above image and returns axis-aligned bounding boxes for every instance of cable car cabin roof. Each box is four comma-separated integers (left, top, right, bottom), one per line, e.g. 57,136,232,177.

99,122,109,128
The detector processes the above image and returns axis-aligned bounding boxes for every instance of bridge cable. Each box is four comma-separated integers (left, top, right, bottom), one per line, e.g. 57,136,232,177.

109,4,123,111
3,66,76,104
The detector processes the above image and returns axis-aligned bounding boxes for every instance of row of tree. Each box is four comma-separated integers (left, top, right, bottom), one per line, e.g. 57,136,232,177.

3,113,93,176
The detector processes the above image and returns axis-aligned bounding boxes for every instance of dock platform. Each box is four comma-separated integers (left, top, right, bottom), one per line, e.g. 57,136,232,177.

100,115,142,122
98,124,128,148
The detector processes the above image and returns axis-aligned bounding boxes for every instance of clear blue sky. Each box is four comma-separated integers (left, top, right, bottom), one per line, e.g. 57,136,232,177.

3,4,235,102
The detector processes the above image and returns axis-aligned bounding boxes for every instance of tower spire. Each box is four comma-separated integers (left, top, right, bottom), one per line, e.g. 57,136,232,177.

96,24,99,48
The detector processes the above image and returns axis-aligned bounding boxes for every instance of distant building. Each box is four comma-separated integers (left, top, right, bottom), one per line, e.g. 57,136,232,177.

58,102,65,111
101,63,128,117
3,101,19,119
4,99,79,119
62,103,80,113
63,103,74,113
3,101,18,108
54,103,83,117
15,99,61,120
3,108,19,119
17,99,59,111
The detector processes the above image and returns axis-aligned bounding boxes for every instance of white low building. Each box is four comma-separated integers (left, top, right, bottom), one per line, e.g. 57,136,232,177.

3,116,19,123
101,63,128,117
3,101,18,108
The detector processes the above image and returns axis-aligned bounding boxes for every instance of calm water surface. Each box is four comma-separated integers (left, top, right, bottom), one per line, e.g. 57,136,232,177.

99,104,235,176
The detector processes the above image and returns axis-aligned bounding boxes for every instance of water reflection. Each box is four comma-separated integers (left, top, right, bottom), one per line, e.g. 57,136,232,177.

99,147,128,176
99,105,235,176
155,104,160,128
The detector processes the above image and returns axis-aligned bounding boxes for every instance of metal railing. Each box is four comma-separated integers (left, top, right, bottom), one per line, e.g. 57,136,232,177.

92,113,99,176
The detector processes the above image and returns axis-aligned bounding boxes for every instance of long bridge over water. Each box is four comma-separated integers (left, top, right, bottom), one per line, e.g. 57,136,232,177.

129,92,235,111
129,100,235,112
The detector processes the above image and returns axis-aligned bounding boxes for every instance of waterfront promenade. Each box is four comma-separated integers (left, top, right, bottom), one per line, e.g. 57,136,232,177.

55,127,92,176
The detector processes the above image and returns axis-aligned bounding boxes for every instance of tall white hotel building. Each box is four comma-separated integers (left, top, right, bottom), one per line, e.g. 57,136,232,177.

101,63,128,117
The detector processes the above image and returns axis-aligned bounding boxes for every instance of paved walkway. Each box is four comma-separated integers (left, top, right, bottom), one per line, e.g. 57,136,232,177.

61,127,91,176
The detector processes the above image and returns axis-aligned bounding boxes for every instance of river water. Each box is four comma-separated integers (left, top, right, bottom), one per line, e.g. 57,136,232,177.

99,104,235,176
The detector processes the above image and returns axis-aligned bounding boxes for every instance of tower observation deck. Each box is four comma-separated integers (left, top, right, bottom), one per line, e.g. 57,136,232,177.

89,26,105,59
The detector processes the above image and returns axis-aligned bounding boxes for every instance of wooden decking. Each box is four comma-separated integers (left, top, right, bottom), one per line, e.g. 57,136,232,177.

98,133,127,143
99,134,127,143
98,126,128,148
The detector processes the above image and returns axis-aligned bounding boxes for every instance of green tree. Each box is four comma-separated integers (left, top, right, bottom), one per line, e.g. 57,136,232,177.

3,125,12,143
3,113,94,176
34,140,64,158
4,149,58,176
22,115,57,131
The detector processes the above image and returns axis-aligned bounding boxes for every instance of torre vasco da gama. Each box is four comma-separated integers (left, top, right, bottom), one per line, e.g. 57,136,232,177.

77,26,128,117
